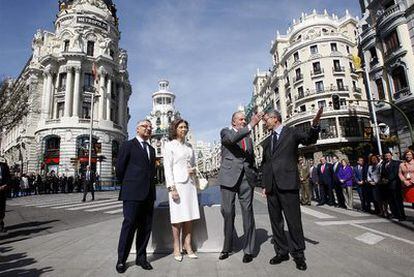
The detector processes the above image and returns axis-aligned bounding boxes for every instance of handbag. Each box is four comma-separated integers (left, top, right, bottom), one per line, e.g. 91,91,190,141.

195,168,208,191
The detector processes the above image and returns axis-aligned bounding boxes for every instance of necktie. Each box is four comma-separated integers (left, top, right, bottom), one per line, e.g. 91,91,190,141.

142,141,149,159
321,164,325,174
86,171,90,181
272,131,278,153
241,137,248,151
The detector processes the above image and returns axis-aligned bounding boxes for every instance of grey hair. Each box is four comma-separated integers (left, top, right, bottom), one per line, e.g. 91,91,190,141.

231,111,245,124
266,110,282,123
136,119,152,128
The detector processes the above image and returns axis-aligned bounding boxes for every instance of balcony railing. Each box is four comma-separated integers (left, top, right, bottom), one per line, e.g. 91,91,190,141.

332,66,345,74
311,68,324,77
294,86,349,101
83,85,95,92
377,4,401,27
57,86,66,92
353,87,362,94
369,58,379,68
394,87,412,100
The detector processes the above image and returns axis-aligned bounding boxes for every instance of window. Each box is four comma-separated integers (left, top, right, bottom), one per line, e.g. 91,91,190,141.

295,68,302,81
310,45,318,54
336,79,344,90
346,46,350,54
318,100,326,109
315,81,324,92
83,73,94,91
82,102,91,119
110,49,115,59
298,86,304,99
87,41,95,56
333,60,341,71
384,30,400,54
58,73,67,91
391,66,408,93
312,62,321,74
330,43,337,52
375,79,385,100
293,52,299,62
339,117,362,137
284,61,288,68
57,102,64,118
299,105,306,112
64,40,70,52
352,81,357,90
320,118,337,139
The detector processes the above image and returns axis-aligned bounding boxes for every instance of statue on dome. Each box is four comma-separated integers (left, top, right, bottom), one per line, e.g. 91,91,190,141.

99,37,112,55
72,29,84,52
32,29,44,60
119,50,128,70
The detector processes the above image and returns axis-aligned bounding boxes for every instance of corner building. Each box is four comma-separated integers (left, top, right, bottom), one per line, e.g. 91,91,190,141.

359,0,414,150
0,0,131,181
251,10,371,162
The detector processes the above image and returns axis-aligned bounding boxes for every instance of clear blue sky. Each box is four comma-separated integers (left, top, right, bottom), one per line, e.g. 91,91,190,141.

0,0,361,143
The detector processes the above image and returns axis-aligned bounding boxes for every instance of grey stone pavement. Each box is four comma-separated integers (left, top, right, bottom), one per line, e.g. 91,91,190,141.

1,186,414,277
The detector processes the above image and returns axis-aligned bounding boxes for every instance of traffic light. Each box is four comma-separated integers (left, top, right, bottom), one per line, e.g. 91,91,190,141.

332,94,340,110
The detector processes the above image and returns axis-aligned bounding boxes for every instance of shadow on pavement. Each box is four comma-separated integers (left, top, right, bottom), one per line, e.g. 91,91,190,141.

231,228,271,256
0,246,53,276
0,220,59,243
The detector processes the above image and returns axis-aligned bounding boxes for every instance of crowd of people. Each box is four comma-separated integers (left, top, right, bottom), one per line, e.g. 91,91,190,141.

1,170,99,198
299,149,414,222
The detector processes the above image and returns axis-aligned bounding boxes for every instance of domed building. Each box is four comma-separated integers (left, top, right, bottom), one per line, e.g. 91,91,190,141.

0,0,132,183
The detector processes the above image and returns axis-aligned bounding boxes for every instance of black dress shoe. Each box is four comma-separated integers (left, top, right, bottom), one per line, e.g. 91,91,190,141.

269,253,289,265
294,258,307,271
242,254,253,263
219,252,229,260
115,262,126,273
136,260,153,270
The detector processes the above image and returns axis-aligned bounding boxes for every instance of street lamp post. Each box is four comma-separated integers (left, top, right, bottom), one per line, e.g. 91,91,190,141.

88,89,100,170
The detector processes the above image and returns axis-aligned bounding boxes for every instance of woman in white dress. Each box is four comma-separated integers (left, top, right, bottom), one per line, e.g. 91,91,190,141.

164,118,200,261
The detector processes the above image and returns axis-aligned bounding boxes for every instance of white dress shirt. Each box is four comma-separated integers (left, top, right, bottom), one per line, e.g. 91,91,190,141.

136,136,150,159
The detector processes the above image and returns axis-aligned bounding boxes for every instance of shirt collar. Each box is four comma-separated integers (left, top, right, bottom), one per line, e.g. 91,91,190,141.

273,125,284,134
136,136,148,145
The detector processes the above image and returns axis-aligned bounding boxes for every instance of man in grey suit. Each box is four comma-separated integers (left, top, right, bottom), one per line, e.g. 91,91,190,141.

261,108,322,271
217,111,263,263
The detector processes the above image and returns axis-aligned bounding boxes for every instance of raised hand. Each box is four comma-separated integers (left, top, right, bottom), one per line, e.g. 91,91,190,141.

249,112,264,127
312,107,323,127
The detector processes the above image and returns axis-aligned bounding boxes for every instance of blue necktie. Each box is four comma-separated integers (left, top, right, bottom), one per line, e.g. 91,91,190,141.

272,131,278,153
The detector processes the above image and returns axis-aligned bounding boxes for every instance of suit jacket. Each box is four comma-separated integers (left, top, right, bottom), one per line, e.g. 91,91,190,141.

261,125,320,191
164,140,195,187
381,159,401,189
353,164,368,185
310,165,319,184
82,171,96,184
332,162,341,184
217,126,257,188
0,162,10,187
116,138,156,201
317,163,333,187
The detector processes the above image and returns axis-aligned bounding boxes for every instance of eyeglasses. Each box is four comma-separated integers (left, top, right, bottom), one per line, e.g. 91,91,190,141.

138,125,152,129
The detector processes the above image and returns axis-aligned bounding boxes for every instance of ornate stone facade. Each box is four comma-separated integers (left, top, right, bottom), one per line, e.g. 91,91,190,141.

0,0,131,182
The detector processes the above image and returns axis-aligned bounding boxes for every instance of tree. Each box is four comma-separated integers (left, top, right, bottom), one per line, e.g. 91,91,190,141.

0,77,30,130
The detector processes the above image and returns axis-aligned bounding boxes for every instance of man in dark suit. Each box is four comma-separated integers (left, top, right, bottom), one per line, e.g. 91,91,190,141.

317,156,333,206
261,108,322,271
82,165,96,202
217,111,262,263
0,158,11,233
332,156,345,208
381,151,406,221
115,119,156,273
354,156,370,212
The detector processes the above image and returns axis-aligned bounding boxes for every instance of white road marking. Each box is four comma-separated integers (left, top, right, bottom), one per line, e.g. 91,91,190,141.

354,232,384,245
350,224,414,245
319,205,370,217
66,201,120,211
315,218,389,226
300,206,336,219
105,208,123,214
50,199,118,209
85,204,123,212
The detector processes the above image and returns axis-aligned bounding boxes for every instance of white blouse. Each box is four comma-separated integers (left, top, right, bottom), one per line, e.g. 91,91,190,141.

164,140,196,188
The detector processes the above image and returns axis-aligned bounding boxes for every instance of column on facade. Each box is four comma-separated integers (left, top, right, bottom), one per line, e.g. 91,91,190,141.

72,66,81,117
335,117,341,138
106,77,112,121
98,70,106,120
118,84,124,127
64,66,74,117
42,69,54,119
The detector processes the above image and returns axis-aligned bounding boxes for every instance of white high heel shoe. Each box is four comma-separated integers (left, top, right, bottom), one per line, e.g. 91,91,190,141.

183,249,198,259
174,254,183,262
